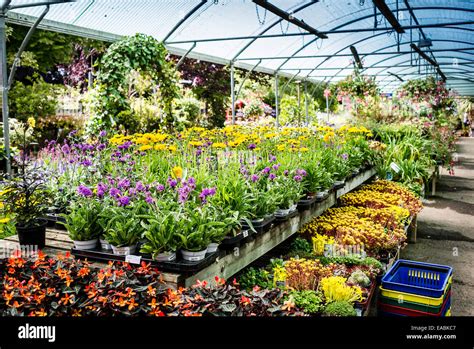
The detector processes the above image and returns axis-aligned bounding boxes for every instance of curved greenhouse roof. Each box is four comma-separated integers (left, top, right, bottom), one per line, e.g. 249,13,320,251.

3,0,474,95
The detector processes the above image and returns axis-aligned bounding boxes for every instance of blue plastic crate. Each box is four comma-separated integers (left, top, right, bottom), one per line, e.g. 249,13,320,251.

381,259,453,298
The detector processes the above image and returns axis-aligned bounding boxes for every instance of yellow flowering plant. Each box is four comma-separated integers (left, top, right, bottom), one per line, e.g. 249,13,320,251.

361,180,423,215
320,276,363,303
283,258,333,291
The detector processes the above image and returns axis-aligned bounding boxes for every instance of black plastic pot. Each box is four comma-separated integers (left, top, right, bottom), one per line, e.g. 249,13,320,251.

332,179,346,190
275,208,299,222
220,229,251,249
297,195,317,211
241,215,275,234
16,219,48,249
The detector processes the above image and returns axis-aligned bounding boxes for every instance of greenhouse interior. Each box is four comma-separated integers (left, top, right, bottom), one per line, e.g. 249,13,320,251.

0,0,473,346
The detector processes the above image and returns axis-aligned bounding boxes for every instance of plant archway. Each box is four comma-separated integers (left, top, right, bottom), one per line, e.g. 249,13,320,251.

88,33,179,133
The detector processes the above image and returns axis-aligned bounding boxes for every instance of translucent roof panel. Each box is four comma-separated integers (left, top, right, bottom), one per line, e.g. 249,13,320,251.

4,0,474,94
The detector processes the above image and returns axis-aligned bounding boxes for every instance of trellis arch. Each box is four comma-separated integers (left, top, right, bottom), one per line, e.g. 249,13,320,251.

88,33,180,133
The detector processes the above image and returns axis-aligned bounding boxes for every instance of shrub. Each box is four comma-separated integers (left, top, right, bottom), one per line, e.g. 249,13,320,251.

289,290,324,315
8,75,64,122
239,267,273,291
36,114,84,145
323,300,357,317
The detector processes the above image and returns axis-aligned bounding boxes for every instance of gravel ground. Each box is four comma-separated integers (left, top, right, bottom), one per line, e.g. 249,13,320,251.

401,137,474,316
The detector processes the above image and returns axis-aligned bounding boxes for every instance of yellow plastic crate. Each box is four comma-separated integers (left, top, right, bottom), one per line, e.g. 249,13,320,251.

379,276,452,307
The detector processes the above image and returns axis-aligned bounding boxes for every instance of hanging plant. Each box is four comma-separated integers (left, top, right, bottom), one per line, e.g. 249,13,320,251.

332,69,379,99
397,76,454,113
87,33,180,134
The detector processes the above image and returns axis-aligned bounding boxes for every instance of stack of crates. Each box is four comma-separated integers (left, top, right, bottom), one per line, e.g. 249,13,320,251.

378,259,452,316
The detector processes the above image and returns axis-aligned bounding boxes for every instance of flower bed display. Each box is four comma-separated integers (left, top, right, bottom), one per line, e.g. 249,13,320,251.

0,121,431,317
237,255,383,316
0,252,301,317
231,179,422,316
300,180,421,258
31,125,374,266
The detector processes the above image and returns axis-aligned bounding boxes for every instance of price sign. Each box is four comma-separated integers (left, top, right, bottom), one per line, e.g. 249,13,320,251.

125,255,142,265
390,162,401,173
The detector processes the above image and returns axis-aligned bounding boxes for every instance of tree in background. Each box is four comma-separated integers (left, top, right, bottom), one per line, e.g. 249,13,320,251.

2,25,106,144
176,58,230,128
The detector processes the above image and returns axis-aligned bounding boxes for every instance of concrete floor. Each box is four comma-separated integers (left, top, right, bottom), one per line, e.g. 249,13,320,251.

401,137,474,316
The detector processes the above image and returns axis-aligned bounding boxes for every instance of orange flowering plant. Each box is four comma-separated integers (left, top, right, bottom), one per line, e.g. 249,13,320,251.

1,253,301,316
0,252,169,316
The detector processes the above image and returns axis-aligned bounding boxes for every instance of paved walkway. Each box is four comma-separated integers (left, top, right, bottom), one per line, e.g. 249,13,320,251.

401,137,474,316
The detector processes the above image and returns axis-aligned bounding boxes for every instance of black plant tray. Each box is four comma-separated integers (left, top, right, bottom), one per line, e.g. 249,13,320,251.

71,248,219,274
314,191,330,203
45,215,57,228
355,281,377,314
275,209,299,222
332,181,346,190
220,228,253,249
297,195,317,211
348,170,360,179
45,214,66,230
241,215,275,234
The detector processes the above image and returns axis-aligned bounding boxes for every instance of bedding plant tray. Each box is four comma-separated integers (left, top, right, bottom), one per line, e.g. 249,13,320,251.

71,247,220,275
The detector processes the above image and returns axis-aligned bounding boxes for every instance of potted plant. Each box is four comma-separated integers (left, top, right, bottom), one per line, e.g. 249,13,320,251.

329,153,351,188
177,208,210,261
247,188,277,222
140,212,180,261
97,213,113,251
245,172,278,222
205,208,240,253
0,119,52,248
102,207,143,255
275,174,302,217
96,202,118,251
61,199,101,250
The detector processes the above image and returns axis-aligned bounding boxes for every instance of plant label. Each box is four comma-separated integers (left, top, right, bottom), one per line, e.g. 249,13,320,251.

242,230,249,238
390,162,401,173
125,255,142,265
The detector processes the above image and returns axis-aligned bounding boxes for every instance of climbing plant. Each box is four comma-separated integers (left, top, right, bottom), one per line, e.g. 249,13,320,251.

88,33,180,133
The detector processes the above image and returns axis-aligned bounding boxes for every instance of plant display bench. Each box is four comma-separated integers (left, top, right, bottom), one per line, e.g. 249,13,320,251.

407,214,418,244
167,167,377,288
426,166,439,197
0,168,377,289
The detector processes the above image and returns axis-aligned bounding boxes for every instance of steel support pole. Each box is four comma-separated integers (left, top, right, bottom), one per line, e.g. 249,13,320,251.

230,63,235,125
175,42,196,69
0,11,11,175
236,59,261,99
297,82,301,124
8,5,49,88
274,74,279,127
304,81,309,125
326,95,329,123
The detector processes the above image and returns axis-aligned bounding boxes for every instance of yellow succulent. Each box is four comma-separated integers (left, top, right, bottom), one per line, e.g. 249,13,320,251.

320,276,363,303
